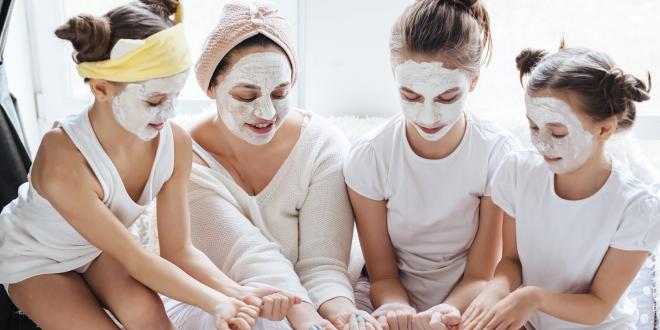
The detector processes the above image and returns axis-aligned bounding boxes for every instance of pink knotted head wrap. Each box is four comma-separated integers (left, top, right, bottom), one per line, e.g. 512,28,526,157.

195,0,298,98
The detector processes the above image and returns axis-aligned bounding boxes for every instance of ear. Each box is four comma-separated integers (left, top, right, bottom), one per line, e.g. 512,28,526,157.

468,74,480,92
89,79,116,102
208,86,217,99
598,116,618,140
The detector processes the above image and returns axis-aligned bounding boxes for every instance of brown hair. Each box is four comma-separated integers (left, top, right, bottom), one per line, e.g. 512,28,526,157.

390,0,491,73
208,34,287,91
516,43,652,131
54,0,179,64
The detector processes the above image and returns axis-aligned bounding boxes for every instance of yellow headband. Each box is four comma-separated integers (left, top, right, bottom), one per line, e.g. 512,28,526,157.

77,6,190,82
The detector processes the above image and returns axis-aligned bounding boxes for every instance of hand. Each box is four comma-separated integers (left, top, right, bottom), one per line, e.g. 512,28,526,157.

371,302,417,330
413,304,460,330
468,287,541,330
461,287,507,330
237,285,303,321
298,319,338,330
331,310,383,330
211,297,259,330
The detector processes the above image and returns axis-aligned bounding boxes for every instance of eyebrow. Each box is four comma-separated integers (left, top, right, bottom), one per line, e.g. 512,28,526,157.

545,123,566,128
400,87,418,94
235,82,291,89
400,86,460,95
236,83,260,89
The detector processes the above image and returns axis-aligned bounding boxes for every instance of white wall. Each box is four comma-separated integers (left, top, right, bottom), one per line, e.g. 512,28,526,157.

301,0,409,117
5,0,39,156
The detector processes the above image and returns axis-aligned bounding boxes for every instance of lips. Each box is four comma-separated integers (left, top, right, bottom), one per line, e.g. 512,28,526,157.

245,121,275,135
416,122,446,135
544,155,562,163
149,122,164,130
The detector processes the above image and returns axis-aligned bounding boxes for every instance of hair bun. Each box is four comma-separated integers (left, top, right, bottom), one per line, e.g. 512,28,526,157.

602,68,651,109
54,14,111,63
139,0,179,17
515,48,548,84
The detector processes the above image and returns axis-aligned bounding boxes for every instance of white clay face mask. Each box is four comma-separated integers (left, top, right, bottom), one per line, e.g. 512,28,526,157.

112,70,189,141
525,95,594,174
215,52,292,145
394,60,470,141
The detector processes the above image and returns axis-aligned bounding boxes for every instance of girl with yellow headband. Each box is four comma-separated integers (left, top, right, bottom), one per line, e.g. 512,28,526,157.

0,1,287,329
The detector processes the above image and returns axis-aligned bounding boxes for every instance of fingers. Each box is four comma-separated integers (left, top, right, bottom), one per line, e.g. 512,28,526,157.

271,294,282,321
279,293,290,320
216,318,231,330
241,305,259,321
441,313,461,328
429,312,449,330
229,317,251,330
242,294,262,308
262,295,274,320
378,316,390,330
396,310,411,330
349,314,360,330
411,313,428,330
386,311,400,330
253,286,280,297
360,311,383,330
474,311,495,330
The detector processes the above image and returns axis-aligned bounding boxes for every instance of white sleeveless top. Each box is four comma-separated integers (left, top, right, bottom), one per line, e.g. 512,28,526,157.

0,109,174,284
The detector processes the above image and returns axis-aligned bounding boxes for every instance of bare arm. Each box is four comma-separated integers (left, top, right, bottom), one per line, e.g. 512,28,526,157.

348,188,410,308
462,213,521,329
443,197,503,312
532,248,647,325
485,214,522,296
33,130,232,317
156,124,244,297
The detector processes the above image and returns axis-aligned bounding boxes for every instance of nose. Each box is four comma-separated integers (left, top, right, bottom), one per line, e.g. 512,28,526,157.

416,101,437,126
254,98,277,121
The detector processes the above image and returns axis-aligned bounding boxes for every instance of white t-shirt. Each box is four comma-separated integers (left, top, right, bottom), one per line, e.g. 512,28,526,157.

344,112,518,311
491,150,660,330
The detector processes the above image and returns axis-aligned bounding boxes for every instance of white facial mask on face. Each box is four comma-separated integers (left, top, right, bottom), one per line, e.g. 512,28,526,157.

215,52,292,145
394,60,470,141
525,95,595,174
112,70,189,141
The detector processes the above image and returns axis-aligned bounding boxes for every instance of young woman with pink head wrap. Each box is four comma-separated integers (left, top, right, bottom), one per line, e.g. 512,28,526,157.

162,1,378,329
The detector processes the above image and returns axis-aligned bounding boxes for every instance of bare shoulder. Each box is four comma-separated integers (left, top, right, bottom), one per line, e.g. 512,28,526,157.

168,121,193,175
31,128,101,200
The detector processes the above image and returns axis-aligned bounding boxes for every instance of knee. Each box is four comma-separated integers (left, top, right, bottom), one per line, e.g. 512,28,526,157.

117,292,173,330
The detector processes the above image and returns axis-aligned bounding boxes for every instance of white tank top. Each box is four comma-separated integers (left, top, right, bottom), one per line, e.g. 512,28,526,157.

0,109,174,284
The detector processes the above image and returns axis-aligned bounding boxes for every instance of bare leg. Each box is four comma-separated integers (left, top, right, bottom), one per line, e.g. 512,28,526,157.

83,253,175,330
8,272,118,330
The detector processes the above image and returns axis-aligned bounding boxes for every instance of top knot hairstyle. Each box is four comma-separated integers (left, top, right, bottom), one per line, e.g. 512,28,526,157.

55,0,179,64
390,0,492,73
516,43,652,131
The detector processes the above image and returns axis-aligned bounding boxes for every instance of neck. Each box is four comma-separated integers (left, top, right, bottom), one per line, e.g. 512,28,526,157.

554,147,611,200
88,100,146,149
405,113,467,160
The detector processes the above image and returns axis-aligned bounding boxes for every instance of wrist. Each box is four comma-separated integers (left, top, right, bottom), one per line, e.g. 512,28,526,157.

223,284,247,298
516,286,544,309
484,282,510,299
319,296,355,320
288,302,325,329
